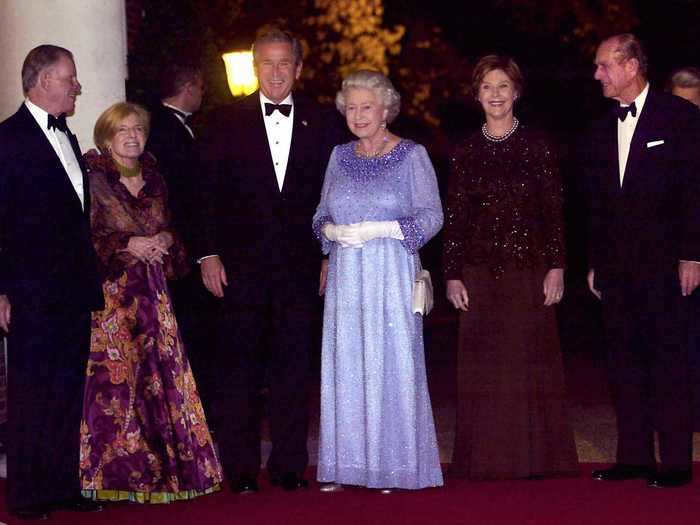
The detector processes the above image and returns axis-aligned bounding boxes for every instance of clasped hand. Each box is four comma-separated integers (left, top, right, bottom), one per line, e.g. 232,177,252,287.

322,221,402,248
126,234,170,264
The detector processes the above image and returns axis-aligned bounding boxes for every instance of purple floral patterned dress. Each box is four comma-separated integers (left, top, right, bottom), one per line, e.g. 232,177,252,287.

79,153,222,503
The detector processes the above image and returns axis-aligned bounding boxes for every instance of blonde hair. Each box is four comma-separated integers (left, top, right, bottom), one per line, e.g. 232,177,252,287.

93,102,150,155
336,70,401,124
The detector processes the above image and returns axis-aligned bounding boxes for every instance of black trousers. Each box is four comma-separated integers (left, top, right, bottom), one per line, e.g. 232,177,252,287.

6,303,91,512
210,270,319,479
169,271,221,418
686,291,700,429
601,279,692,471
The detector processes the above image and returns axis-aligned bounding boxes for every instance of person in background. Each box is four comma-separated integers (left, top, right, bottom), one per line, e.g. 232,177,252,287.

80,102,222,503
146,62,218,413
443,54,578,480
666,66,700,108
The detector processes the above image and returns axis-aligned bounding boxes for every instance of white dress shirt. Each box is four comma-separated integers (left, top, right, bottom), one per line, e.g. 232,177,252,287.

259,92,294,191
25,99,84,209
197,92,296,264
617,83,649,185
163,102,194,138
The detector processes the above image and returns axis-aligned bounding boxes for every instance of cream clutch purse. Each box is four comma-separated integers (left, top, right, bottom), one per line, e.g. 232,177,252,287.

412,269,434,315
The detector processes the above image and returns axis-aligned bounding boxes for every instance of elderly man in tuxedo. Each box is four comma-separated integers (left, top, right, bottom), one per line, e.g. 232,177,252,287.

197,28,341,493
0,45,104,519
587,34,700,488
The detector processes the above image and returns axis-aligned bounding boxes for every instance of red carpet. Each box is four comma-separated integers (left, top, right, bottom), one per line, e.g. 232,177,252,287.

1,465,699,525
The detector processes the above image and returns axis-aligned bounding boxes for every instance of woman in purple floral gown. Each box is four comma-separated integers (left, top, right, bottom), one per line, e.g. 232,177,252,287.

79,102,222,503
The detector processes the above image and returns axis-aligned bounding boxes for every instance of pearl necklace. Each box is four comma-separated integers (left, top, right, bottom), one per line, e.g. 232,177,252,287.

482,117,519,143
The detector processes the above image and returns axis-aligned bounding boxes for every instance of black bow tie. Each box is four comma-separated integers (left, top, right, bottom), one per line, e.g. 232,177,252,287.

264,103,292,117
617,101,637,122
47,113,68,133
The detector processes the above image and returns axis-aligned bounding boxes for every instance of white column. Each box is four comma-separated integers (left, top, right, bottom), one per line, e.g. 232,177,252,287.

0,0,127,151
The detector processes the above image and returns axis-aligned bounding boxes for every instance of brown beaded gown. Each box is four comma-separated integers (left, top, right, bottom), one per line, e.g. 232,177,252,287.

443,124,578,479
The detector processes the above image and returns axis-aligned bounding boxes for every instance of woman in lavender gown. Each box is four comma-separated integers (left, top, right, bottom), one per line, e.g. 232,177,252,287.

79,102,222,503
313,70,444,491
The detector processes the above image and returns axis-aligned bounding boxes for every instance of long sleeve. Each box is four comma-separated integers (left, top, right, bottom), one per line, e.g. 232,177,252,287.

312,147,339,255
88,157,188,281
535,137,566,269
89,178,137,279
679,106,700,261
398,145,444,254
442,142,470,280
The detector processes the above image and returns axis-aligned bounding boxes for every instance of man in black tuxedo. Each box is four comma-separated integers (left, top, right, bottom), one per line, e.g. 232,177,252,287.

145,63,217,411
0,45,104,519
197,28,340,493
587,34,700,488
146,62,204,248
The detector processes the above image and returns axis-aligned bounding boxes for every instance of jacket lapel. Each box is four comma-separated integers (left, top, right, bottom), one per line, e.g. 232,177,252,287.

243,93,282,195
621,92,657,192
283,97,308,196
602,112,621,194
67,129,89,217
19,105,85,214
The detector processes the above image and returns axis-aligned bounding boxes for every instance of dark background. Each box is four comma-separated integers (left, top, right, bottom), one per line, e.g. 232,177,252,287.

123,0,700,356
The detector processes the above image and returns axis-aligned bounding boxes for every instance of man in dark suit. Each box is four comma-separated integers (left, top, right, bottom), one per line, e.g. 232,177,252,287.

197,28,340,493
587,34,700,488
0,45,104,519
145,63,217,411
146,62,204,247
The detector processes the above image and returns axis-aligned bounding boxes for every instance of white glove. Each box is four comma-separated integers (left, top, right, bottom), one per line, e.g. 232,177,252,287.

323,221,404,248
322,223,363,248
353,220,404,243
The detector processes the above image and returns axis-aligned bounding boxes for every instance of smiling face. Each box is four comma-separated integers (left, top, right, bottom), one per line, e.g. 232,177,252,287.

254,41,302,103
594,39,639,103
477,68,517,121
344,87,388,141
107,113,147,167
43,54,81,116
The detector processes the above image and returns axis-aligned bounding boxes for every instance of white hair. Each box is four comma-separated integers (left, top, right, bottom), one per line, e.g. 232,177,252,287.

335,70,401,123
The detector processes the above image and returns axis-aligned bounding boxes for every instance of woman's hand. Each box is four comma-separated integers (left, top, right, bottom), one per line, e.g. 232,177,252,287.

446,279,469,311
154,231,174,251
126,236,168,264
543,268,564,306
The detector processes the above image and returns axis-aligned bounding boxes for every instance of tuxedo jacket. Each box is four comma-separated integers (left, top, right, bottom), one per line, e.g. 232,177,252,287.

146,103,197,251
588,91,700,291
0,104,102,311
196,92,342,281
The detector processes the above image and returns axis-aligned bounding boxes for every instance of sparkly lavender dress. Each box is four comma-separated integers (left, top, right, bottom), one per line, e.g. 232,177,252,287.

313,140,444,489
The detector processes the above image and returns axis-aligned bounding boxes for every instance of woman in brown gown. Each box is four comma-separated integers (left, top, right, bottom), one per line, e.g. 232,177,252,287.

443,55,578,480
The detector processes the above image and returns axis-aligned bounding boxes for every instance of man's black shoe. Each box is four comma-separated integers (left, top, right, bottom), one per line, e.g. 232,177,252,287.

271,472,309,491
592,464,655,481
54,497,104,513
648,469,692,488
10,505,51,520
231,473,259,494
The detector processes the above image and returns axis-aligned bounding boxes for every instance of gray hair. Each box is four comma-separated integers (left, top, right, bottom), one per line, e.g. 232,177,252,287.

252,28,303,65
21,44,73,94
667,66,700,91
609,33,648,77
336,70,401,124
